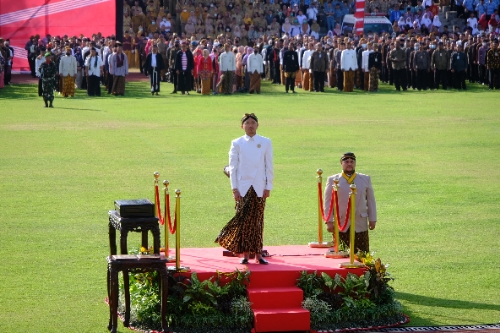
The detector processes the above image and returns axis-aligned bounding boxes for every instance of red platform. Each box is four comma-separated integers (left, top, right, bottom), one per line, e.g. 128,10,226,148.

166,245,366,333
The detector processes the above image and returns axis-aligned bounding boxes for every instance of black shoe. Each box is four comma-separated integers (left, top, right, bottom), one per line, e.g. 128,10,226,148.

257,258,268,265
151,92,154,95
240,258,249,264
49,103,53,108
171,91,177,94
292,91,296,93
155,92,159,95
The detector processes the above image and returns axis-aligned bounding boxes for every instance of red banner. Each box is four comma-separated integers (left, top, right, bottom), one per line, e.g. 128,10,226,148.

0,0,116,72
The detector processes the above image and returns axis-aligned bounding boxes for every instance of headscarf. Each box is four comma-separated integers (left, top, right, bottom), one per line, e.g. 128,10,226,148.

420,13,432,28
433,15,442,28
398,17,406,29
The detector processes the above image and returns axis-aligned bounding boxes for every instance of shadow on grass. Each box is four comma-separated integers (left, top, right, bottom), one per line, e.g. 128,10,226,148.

397,291,500,326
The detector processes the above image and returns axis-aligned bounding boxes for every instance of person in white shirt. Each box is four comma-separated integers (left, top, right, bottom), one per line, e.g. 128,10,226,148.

217,43,236,94
247,48,264,94
301,42,314,91
306,4,318,23
296,11,308,25
361,43,373,91
35,49,46,96
467,13,478,35
341,41,358,92
84,47,103,96
59,46,78,97
216,113,274,265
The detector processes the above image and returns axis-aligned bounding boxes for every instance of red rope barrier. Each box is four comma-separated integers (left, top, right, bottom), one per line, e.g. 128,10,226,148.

318,182,335,222
155,185,165,225
318,182,352,232
155,185,177,234
338,196,350,233
166,193,176,234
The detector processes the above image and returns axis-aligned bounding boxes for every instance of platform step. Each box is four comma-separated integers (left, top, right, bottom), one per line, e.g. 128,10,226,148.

248,287,303,309
253,307,310,332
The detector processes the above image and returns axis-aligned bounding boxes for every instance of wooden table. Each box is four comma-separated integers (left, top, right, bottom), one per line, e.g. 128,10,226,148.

108,210,160,255
106,255,169,333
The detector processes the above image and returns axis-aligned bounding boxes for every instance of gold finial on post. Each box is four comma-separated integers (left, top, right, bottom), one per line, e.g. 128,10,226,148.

309,168,332,248
153,172,160,218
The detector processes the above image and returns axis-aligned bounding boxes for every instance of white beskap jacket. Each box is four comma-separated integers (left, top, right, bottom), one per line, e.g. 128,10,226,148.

229,134,274,197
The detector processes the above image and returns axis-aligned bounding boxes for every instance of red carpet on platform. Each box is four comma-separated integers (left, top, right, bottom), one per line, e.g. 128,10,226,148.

166,245,365,333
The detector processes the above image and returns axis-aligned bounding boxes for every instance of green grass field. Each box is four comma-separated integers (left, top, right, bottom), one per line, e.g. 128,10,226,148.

0,80,499,333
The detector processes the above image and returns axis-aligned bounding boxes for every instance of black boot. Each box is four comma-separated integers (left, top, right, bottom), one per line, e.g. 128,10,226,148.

44,100,48,108
49,101,53,108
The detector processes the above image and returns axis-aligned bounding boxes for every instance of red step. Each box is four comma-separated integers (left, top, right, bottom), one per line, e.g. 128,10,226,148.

253,307,310,332
248,287,304,309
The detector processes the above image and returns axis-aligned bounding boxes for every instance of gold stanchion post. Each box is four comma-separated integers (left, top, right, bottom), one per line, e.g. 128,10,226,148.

340,184,364,268
163,180,174,261
325,177,349,259
172,189,189,272
309,169,333,248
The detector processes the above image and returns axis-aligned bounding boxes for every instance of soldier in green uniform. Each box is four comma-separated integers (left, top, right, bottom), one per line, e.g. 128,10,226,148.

39,52,58,108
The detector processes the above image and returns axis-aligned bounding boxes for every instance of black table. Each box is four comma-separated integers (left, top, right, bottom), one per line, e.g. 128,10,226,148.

106,255,169,333
108,210,160,255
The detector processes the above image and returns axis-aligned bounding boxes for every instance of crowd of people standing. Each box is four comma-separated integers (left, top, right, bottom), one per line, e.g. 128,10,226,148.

2,0,500,97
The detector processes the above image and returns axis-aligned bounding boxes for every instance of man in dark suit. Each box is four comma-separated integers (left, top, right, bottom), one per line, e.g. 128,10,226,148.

146,44,165,95
173,41,194,94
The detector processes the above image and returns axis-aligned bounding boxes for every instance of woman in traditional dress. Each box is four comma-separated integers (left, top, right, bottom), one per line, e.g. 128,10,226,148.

197,49,213,95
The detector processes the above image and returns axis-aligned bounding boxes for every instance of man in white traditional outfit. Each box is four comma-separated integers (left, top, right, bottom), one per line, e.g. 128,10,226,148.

341,41,358,92
216,113,274,265
247,48,264,94
361,43,374,91
59,46,77,97
323,152,377,253
218,43,236,94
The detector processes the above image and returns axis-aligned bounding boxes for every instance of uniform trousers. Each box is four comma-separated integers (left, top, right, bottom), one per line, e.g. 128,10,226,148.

284,72,296,92
87,75,101,96
150,67,161,93
454,70,466,89
393,68,407,91
176,70,192,93
336,68,344,91
313,71,325,92
478,64,487,84
415,70,428,90
434,69,448,89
